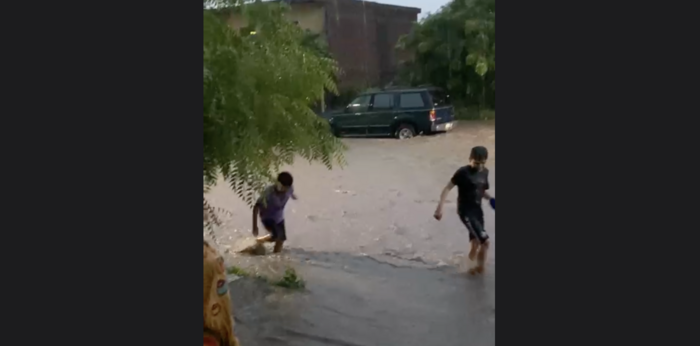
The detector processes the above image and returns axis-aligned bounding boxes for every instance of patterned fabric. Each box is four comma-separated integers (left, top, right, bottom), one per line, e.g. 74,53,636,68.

204,241,239,346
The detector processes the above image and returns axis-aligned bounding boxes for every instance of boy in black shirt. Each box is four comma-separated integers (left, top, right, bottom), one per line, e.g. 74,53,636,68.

434,146,492,275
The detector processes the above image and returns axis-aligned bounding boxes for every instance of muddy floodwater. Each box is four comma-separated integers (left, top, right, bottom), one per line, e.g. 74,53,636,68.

206,121,496,346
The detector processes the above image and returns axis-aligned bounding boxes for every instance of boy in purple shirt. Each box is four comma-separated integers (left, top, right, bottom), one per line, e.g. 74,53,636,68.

252,172,297,253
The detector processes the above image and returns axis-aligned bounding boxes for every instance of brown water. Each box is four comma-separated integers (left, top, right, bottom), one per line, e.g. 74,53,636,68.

207,121,495,267
207,121,496,346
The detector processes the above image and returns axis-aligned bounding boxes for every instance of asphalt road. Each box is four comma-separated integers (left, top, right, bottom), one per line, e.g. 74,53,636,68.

229,249,495,346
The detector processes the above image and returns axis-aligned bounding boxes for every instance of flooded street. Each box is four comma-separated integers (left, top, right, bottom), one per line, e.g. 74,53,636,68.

206,121,496,346
229,250,495,346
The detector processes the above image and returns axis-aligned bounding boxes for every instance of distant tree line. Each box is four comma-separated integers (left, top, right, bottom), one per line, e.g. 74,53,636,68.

396,0,495,110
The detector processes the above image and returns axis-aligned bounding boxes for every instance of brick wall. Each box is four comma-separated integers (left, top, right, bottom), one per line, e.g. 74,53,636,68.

227,0,420,91
321,0,420,90
373,5,419,86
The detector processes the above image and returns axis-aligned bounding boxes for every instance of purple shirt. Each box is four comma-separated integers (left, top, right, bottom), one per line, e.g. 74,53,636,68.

256,185,293,223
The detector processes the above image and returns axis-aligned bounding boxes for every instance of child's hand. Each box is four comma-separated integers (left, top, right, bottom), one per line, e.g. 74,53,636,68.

434,209,443,221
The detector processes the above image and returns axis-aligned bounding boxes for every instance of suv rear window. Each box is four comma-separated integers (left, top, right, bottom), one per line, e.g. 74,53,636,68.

428,90,451,107
399,93,426,109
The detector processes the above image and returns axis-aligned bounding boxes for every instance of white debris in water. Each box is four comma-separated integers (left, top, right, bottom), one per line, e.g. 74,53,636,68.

334,189,356,195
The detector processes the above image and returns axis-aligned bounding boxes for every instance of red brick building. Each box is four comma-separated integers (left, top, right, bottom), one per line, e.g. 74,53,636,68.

229,0,421,90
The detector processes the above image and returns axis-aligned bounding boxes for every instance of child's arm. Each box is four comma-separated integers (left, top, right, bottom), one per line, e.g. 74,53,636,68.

435,169,463,220
252,189,268,236
252,204,260,236
482,172,494,210
482,171,492,200
434,181,455,220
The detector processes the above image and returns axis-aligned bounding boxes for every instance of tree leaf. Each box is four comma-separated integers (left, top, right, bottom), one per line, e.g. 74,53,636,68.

395,0,495,108
475,60,488,76
203,1,346,210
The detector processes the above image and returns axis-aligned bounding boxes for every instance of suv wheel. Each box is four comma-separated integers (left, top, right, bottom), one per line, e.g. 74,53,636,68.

396,124,416,139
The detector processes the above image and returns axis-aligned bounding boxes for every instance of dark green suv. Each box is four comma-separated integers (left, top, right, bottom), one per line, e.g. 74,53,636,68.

323,87,455,139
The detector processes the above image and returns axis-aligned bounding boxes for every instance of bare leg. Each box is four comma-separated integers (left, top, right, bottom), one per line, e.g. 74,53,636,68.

468,239,479,261
273,240,284,253
475,240,489,273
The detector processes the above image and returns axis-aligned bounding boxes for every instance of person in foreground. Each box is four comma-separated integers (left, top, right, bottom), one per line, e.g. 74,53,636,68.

203,240,239,346
434,146,493,275
253,172,297,253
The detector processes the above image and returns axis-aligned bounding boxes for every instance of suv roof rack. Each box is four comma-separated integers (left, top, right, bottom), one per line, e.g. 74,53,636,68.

381,85,410,90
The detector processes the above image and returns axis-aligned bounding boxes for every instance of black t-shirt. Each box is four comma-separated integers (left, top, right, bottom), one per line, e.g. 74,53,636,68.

451,166,490,211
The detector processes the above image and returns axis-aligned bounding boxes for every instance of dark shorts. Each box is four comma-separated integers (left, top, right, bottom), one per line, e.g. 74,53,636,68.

458,207,489,244
261,219,287,242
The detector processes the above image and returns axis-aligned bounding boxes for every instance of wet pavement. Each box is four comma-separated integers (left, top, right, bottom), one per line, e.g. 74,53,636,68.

230,250,494,346
206,121,496,346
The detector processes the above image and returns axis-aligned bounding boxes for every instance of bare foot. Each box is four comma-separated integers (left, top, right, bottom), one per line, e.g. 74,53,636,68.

239,243,266,256
469,266,485,275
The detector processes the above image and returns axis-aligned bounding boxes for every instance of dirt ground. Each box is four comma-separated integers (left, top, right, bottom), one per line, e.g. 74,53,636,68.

206,121,496,346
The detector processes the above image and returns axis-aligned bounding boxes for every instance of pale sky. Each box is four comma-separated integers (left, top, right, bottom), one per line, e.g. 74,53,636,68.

372,0,450,19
